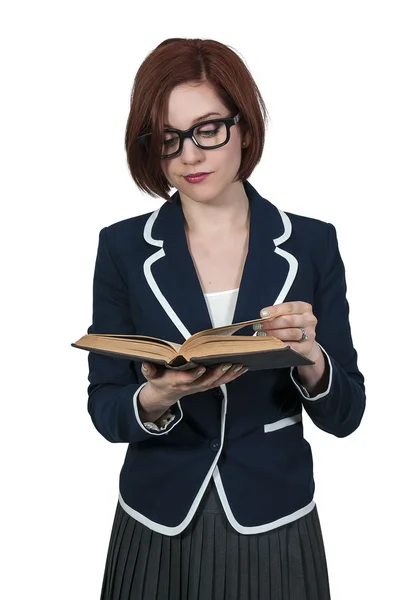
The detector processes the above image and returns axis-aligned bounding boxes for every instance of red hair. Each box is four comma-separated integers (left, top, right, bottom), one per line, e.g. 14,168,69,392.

125,38,268,201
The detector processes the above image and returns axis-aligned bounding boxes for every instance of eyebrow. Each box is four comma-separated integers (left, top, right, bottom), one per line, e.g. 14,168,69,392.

164,112,222,129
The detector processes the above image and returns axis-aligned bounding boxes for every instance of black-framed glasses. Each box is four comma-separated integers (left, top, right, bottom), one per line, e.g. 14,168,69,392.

136,113,242,159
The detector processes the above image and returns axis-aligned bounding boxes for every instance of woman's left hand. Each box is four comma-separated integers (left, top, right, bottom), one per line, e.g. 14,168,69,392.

256,301,322,362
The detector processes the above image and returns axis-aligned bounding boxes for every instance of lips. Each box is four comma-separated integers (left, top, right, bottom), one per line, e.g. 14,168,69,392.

185,172,209,177
183,172,212,183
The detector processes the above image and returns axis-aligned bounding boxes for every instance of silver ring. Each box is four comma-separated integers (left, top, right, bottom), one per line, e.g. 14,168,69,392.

299,327,309,343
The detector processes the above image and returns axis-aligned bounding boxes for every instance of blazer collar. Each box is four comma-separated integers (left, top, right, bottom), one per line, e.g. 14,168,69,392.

143,180,297,342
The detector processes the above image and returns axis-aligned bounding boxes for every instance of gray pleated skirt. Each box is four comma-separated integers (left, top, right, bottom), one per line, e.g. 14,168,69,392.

100,479,330,600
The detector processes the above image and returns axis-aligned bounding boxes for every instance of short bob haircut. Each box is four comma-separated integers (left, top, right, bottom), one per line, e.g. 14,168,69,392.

125,38,268,201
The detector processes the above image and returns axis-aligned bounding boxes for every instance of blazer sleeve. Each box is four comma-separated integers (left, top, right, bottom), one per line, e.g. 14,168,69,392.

86,227,183,443
290,223,366,437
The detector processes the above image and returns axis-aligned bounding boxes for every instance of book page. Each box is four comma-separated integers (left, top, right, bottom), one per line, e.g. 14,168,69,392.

180,316,275,351
96,334,182,352
182,333,285,357
73,335,180,361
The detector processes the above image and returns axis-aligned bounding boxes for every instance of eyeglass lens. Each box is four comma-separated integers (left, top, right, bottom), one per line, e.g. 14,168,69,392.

162,121,228,157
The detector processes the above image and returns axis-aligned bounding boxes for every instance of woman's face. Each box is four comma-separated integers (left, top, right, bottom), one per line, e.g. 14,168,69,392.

161,81,246,204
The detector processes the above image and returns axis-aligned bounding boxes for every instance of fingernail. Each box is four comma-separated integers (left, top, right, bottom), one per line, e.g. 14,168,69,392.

233,365,243,373
261,309,270,317
241,368,249,374
257,331,267,336
196,368,206,376
221,363,232,372
253,323,262,331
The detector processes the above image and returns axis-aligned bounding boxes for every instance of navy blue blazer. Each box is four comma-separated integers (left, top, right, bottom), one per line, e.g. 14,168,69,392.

86,180,365,535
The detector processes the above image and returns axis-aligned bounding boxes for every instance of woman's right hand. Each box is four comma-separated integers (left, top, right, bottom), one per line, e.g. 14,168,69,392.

137,361,248,422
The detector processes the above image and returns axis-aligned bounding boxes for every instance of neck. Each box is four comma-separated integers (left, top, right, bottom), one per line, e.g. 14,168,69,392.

180,181,250,237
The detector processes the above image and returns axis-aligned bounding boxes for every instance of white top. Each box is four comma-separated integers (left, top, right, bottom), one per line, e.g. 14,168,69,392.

203,288,239,329
143,288,240,434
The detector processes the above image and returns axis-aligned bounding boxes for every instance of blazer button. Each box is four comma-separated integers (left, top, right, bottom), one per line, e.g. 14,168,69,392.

209,439,221,452
212,387,224,399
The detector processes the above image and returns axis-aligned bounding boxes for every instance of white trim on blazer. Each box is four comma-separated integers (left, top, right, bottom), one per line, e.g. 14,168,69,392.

118,202,317,535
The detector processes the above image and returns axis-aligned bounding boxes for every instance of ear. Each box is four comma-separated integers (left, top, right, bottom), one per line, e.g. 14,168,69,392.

241,130,251,149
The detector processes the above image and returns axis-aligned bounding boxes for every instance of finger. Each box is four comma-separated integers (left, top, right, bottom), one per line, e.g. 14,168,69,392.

261,327,315,342
141,361,158,379
177,363,247,395
204,363,247,387
260,301,312,320
190,366,207,380
153,364,207,384
258,313,317,331
189,363,233,388
216,364,248,383
169,365,207,385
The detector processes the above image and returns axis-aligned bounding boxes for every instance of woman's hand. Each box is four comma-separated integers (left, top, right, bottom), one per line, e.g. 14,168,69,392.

138,361,248,422
256,301,321,361
257,301,328,395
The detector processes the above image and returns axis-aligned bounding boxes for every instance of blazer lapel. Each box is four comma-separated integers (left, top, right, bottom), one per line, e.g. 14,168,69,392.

231,181,298,334
142,180,298,342
144,196,213,343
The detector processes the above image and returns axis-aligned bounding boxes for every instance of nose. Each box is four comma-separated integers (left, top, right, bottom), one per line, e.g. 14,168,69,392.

179,136,204,164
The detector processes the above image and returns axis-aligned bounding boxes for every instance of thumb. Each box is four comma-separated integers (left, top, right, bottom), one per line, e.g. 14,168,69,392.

141,361,157,379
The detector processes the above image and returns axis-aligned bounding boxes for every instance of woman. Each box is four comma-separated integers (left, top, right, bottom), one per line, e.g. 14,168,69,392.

86,37,366,599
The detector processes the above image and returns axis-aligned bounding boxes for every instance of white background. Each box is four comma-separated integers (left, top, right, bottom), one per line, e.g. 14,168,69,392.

1,1,396,598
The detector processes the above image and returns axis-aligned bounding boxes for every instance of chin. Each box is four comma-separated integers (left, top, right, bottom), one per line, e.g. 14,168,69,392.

178,178,231,203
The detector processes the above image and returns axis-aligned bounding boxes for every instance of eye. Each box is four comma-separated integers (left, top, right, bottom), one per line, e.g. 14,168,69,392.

196,125,221,137
163,133,179,147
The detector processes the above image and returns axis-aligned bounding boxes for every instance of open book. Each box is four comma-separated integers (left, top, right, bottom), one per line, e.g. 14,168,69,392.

72,317,314,371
